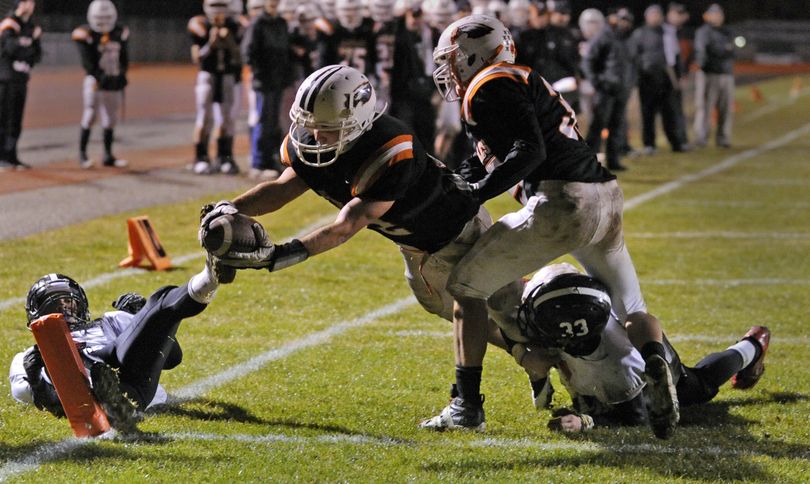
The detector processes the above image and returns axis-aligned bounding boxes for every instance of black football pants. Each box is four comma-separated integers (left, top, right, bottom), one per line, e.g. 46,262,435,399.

98,284,206,409
0,80,28,162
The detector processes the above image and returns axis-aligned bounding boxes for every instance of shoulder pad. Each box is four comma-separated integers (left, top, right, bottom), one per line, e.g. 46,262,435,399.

0,17,20,34
188,15,208,37
280,135,294,167
71,25,92,42
462,63,531,126
352,134,414,196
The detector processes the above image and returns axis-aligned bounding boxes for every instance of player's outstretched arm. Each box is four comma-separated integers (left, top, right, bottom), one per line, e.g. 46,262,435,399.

233,167,309,216
300,197,394,257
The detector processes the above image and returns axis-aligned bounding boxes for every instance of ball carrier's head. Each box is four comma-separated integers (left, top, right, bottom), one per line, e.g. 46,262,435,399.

289,65,384,167
517,263,612,356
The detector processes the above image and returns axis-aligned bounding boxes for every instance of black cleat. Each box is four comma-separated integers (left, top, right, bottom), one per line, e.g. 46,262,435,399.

90,362,140,434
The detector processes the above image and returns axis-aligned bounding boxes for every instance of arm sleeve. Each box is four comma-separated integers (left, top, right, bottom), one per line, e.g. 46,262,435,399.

0,26,21,58
73,31,101,78
468,79,547,202
120,27,130,75
9,351,34,404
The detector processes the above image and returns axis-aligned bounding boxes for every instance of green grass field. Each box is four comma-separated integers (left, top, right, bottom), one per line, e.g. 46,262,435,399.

1,75,810,482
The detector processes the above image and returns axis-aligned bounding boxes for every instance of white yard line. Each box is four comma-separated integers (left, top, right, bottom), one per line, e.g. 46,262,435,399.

3,123,809,481
0,216,334,313
170,296,416,402
644,278,810,286
622,122,810,211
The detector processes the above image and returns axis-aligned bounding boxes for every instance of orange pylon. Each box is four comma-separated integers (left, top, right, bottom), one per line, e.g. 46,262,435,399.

750,85,764,103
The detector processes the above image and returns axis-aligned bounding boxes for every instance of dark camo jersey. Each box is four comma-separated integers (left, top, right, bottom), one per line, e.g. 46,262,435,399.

281,114,479,253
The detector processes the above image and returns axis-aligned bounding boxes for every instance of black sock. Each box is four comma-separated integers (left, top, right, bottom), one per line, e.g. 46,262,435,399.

80,128,91,156
641,341,666,362
694,349,745,388
217,136,233,160
103,129,114,160
530,377,549,398
195,141,208,161
455,365,483,406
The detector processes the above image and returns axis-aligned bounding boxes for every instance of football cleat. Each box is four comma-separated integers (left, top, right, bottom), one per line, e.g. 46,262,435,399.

79,153,94,169
219,160,240,175
206,251,236,284
643,354,679,440
193,160,214,175
89,362,140,434
732,326,770,390
419,396,486,432
103,157,128,168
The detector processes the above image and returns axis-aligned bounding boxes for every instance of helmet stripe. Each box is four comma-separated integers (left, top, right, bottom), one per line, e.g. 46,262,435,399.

531,286,611,308
301,65,343,113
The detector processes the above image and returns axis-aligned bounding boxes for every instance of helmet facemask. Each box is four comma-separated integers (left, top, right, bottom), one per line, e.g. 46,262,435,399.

26,275,91,330
432,43,466,102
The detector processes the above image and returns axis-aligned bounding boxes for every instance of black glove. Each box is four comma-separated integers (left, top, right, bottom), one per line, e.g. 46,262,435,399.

23,346,66,417
112,292,147,314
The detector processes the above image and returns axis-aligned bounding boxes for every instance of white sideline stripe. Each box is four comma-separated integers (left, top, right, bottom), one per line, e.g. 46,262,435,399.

170,296,416,401
0,216,334,314
629,231,810,240
0,439,87,481
4,124,810,480
388,330,810,346
622,122,810,211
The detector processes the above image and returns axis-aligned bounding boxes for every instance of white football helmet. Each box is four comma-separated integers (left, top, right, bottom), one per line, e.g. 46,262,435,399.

247,0,265,16
433,14,516,101
336,0,365,30
368,0,396,23
578,8,605,40
422,0,457,29
87,0,118,34
289,65,383,167
204,0,232,20
508,0,530,29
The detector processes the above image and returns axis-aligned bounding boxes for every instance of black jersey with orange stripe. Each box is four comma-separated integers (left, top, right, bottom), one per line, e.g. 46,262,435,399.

462,62,614,199
281,114,479,252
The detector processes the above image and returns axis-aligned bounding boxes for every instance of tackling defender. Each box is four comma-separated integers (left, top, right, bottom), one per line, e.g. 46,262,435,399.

508,263,770,433
72,0,129,169
199,65,522,431
425,14,679,439
8,256,231,433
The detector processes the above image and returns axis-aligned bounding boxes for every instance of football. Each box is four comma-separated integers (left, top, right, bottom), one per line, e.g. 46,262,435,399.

202,213,261,257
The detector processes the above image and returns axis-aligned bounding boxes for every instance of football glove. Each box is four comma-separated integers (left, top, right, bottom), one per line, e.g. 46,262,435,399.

548,408,594,433
198,200,238,246
220,223,309,272
112,292,146,314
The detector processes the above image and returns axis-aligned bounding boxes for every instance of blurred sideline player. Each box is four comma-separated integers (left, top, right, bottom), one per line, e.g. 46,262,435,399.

242,0,292,181
188,0,244,175
369,0,396,107
508,263,770,434
72,0,129,169
199,66,523,431
0,0,40,172
8,256,232,433
326,0,376,77
422,0,461,163
427,15,679,439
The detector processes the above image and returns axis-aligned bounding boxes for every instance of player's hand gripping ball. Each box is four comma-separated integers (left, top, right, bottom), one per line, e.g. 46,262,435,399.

201,212,263,257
